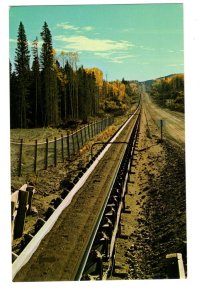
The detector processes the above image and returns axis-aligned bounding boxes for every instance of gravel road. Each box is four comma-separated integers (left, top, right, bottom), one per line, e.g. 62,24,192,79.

142,91,185,147
112,91,186,280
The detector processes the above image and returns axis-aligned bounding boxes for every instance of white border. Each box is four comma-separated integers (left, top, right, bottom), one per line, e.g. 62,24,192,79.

1,1,200,299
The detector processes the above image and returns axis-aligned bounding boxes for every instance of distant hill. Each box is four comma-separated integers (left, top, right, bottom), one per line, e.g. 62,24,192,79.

141,73,183,85
145,73,184,112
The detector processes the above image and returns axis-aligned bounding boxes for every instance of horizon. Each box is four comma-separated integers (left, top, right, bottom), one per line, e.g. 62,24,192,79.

9,4,184,82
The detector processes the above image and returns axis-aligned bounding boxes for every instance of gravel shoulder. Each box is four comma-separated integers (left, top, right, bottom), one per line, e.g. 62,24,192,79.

112,95,186,279
143,91,185,147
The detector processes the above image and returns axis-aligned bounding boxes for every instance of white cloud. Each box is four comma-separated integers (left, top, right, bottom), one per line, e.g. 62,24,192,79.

56,22,79,31
111,54,135,63
94,52,113,58
94,52,135,64
54,35,133,52
56,22,94,32
111,59,123,64
83,26,94,31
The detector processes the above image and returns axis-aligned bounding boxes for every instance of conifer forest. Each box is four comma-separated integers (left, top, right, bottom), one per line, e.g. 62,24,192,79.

10,21,136,129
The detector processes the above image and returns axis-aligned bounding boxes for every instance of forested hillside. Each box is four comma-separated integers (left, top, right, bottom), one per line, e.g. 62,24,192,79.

146,74,184,112
10,22,138,129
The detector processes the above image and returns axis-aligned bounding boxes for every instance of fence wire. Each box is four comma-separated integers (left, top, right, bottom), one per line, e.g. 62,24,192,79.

11,117,114,176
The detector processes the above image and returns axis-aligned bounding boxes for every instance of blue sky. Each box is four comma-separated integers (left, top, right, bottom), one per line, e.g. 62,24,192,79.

9,4,184,81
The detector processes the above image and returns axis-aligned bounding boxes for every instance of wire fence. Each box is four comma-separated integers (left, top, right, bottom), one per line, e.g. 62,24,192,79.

11,117,114,176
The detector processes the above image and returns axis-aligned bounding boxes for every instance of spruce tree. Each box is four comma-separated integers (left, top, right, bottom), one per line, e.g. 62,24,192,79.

40,21,59,126
31,37,41,127
10,61,18,128
64,60,74,119
14,22,30,128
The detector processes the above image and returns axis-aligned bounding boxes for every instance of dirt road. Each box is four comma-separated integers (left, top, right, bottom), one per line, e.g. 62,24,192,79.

142,90,185,147
112,93,186,279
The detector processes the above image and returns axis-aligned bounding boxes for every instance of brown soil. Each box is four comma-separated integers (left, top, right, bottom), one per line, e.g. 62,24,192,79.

11,115,130,255
112,96,186,279
13,114,139,281
12,93,186,280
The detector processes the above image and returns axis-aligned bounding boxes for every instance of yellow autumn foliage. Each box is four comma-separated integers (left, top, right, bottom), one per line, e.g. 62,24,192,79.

53,61,68,87
85,67,103,88
155,73,184,84
108,80,126,101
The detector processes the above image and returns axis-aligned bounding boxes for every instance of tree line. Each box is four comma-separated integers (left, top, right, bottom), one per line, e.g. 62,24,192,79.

149,74,184,112
10,21,135,129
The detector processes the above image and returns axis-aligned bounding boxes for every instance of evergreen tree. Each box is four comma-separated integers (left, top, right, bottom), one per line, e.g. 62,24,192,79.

64,60,74,119
31,37,41,127
40,21,59,126
14,22,30,128
66,52,79,120
10,61,18,128
54,59,68,122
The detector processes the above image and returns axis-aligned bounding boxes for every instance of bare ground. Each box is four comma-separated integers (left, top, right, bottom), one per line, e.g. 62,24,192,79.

12,94,186,280
11,115,129,254
112,96,186,279
13,113,139,281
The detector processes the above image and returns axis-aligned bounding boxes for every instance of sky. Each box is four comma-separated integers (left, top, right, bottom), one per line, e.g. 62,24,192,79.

9,3,184,81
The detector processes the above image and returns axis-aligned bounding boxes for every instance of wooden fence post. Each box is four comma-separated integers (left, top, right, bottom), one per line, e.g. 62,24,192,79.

94,121,97,135
76,130,80,152
54,137,57,167
96,121,98,134
92,122,95,136
84,125,87,143
67,133,70,159
101,119,103,131
11,200,17,241
88,124,91,139
80,128,84,147
45,138,48,169
18,139,23,176
34,139,37,173
14,190,29,239
26,185,34,215
72,133,75,155
61,134,64,162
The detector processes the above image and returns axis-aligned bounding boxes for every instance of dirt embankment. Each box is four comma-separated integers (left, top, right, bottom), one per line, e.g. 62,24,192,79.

11,115,129,254
13,114,139,282
112,103,186,279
